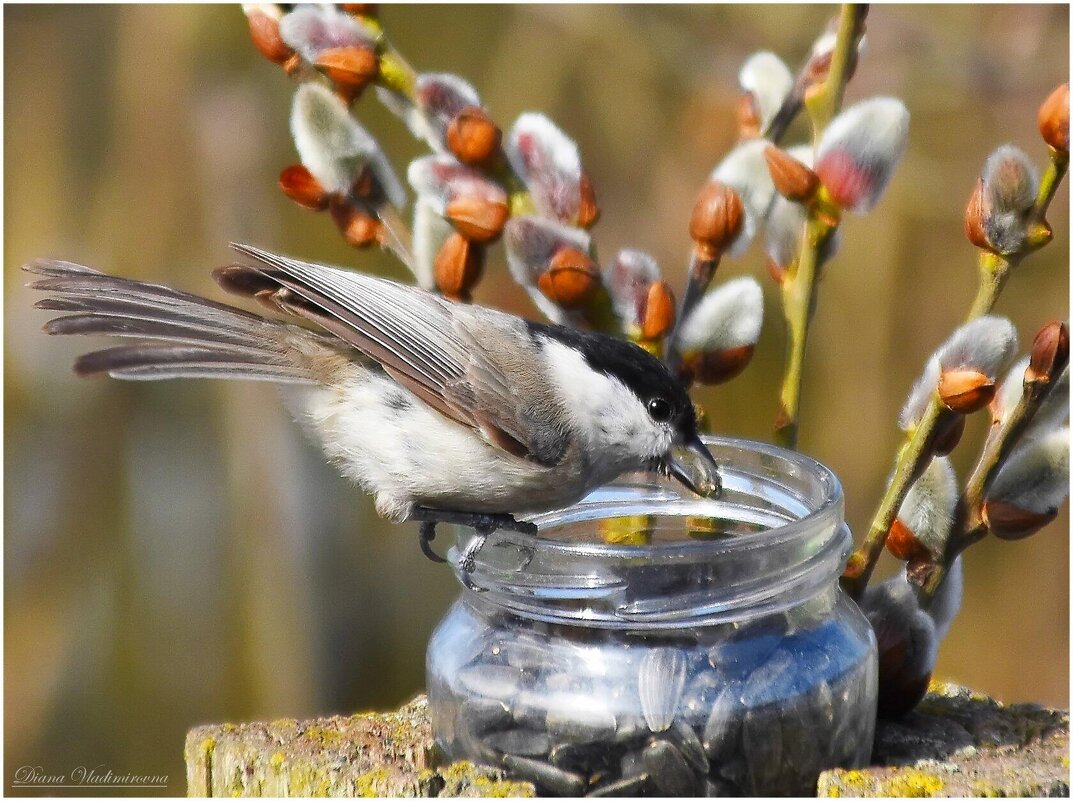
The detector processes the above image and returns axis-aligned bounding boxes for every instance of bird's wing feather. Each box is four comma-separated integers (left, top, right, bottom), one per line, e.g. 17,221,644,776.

226,244,567,465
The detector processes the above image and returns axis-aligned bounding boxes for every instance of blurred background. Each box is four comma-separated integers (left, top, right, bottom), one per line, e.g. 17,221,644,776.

5,4,1069,795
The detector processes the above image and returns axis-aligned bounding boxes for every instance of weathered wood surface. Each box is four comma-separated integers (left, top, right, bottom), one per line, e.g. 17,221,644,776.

185,683,1068,797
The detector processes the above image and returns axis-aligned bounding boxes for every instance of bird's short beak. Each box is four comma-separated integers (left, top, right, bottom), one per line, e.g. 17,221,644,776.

666,434,722,498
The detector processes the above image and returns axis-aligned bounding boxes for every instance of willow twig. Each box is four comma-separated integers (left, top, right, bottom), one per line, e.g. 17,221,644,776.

843,139,1068,600
772,3,865,450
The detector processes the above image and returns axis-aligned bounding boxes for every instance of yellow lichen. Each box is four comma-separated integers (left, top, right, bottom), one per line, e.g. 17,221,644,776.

270,751,285,771
302,725,345,747
354,766,392,797
878,769,946,797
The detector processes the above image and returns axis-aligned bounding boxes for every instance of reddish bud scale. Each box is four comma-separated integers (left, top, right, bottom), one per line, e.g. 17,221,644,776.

764,146,819,202
246,9,294,65
446,107,502,167
984,499,1058,540
931,413,966,457
434,233,484,301
329,198,381,248
689,181,744,261
639,281,676,341
684,344,755,385
963,179,991,250
279,164,329,211
885,518,931,561
1038,82,1070,153
341,3,379,16
315,46,379,97
577,172,600,228
937,369,995,414
537,248,599,309
444,196,509,243
736,93,762,140
1027,320,1070,383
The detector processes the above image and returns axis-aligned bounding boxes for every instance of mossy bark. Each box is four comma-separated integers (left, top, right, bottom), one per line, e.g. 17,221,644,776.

185,684,1067,797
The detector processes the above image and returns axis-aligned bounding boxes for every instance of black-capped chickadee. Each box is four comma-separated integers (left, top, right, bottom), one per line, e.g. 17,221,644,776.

26,244,720,568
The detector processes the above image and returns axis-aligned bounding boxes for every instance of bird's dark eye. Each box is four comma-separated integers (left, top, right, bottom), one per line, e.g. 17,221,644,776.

647,397,672,422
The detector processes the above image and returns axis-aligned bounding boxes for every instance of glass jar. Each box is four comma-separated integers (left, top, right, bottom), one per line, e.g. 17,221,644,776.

426,436,877,797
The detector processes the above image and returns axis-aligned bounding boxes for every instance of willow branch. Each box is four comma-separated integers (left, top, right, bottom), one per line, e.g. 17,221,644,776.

845,140,1068,599
916,367,1062,599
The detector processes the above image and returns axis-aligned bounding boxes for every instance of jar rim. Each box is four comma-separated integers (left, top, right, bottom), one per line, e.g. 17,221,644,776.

449,435,850,627
520,435,843,559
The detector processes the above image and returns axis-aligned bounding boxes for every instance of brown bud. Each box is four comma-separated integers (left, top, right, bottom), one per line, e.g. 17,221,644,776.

537,248,599,309
246,8,294,66
683,344,755,385
640,281,676,341
736,93,762,140
885,518,930,561
963,178,990,250
1027,320,1070,383
764,145,819,202
983,499,1058,540
434,233,484,301
931,413,966,457
444,196,509,243
446,106,501,167
1038,82,1069,153
279,165,329,211
341,3,379,15
577,171,600,228
329,198,381,248
938,369,995,414
689,180,744,260
314,46,379,96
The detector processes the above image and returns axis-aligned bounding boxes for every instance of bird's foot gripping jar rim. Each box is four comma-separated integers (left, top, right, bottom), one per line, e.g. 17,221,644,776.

448,435,852,629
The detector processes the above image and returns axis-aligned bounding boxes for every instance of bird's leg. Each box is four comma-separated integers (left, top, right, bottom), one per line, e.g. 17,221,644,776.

410,508,537,573
418,520,447,564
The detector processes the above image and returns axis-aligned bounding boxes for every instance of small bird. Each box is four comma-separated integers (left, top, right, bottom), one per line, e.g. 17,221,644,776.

26,244,720,569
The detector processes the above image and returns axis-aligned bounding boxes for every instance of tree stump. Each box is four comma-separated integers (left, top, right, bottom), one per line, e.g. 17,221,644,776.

185,682,1068,797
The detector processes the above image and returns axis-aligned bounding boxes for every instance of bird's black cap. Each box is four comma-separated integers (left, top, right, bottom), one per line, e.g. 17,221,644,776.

526,321,698,438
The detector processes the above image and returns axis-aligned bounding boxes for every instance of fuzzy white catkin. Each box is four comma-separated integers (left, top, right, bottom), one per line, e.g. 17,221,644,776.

504,216,590,323
712,140,777,256
981,145,1040,254
413,73,482,148
899,357,940,431
738,52,793,131
410,199,452,291
923,556,962,641
506,113,582,223
861,571,939,679
291,84,406,207
900,317,1018,429
604,250,661,327
816,97,909,213
278,5,371,63
986,427,1070,514
937,315,1019,378
993,359,1070,435
677,277,764,354
896,456,958,555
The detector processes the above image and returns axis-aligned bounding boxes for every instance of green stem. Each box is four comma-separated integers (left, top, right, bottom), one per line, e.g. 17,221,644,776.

1034,148,1070,221
841,398,949,599
772,4,865,449
966,251,1013,320
775,215,827,449
806,4,868,132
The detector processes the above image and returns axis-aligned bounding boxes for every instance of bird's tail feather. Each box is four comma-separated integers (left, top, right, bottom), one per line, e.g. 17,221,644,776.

25,258,322,383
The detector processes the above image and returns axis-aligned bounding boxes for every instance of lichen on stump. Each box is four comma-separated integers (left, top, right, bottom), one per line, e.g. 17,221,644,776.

183,696,533,797
185,684,1068,797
